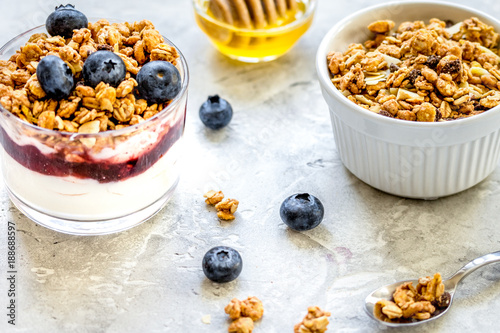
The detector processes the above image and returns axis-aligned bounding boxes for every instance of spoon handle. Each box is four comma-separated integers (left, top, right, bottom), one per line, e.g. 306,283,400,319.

447,251,500,287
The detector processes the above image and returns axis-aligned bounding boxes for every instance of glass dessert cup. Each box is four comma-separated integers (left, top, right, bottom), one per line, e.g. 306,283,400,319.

193,0,316,63
0,25,189,235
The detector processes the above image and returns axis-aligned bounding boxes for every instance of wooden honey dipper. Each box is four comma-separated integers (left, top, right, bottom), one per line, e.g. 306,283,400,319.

209,0,299,29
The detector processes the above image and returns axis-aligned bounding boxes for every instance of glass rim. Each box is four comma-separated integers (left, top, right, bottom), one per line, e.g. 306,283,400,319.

192,0,317,34
0,23,190,139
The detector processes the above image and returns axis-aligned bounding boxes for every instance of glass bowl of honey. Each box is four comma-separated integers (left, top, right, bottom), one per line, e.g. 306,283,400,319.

193,0,317,62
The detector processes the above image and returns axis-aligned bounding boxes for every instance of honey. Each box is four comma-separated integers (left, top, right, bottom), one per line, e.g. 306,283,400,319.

193,0,315,62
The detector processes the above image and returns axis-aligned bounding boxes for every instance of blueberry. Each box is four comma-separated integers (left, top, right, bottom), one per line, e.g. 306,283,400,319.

45,4,88,38
36,55,74,100
199,95,233,130
82,51,126,87
202,246,242,283
136,61,182,104
279,193,324,231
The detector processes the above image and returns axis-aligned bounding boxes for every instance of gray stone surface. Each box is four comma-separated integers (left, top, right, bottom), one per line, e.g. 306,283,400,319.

1,0,500,332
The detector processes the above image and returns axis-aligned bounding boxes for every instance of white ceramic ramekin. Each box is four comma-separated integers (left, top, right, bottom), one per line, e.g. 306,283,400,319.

316,1,500,199
0,24,189,235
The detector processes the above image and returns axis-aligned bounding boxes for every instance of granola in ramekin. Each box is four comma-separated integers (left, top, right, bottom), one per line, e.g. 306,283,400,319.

327,17,500,121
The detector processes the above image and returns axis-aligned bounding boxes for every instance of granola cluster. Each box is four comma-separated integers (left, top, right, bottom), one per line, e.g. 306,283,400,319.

294,306,331,333
374,273,451,323
0,19,179,132
327,17,500,121
225,296,264,333
204,190,239,220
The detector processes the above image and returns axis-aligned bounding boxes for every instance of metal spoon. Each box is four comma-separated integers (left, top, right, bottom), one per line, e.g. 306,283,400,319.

365,251,500,327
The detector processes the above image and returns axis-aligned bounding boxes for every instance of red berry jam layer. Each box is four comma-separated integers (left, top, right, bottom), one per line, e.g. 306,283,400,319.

0,113,185,183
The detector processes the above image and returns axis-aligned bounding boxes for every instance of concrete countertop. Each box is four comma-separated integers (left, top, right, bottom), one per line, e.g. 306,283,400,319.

1,0,500,332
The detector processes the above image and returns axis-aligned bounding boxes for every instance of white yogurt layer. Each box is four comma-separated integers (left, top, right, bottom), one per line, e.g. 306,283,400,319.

0,141,181,221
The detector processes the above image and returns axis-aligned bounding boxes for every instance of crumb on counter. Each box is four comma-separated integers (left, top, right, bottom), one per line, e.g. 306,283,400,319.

228,317,254,333
204,190,224,205
204,190,239,220
225,296,264,321
216,198,239,220
225,296,263,333
201,314,211,324
294,306,331,333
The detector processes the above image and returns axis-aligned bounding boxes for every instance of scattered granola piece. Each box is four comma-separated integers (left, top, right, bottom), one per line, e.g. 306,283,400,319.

202,190,239,220
225,296,263,332
241,297,264,321
225,298,244,320
216,198,239,220
225,296,264,321
204,190,224,205
294,306,331,333
228,317,254,333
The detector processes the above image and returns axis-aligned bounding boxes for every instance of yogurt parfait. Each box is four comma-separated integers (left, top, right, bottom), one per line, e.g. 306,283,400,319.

0,5,189,234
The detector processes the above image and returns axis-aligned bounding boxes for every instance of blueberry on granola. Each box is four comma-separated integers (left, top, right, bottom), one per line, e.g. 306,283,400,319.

137,61,181,104
36,55,74,100
202,246,242,283
82,51,127,87
199,95,233,130
46,4,88,38
280,193,324,231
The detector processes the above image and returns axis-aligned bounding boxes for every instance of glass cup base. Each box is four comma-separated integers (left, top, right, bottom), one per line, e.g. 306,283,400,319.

5,178,179,236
